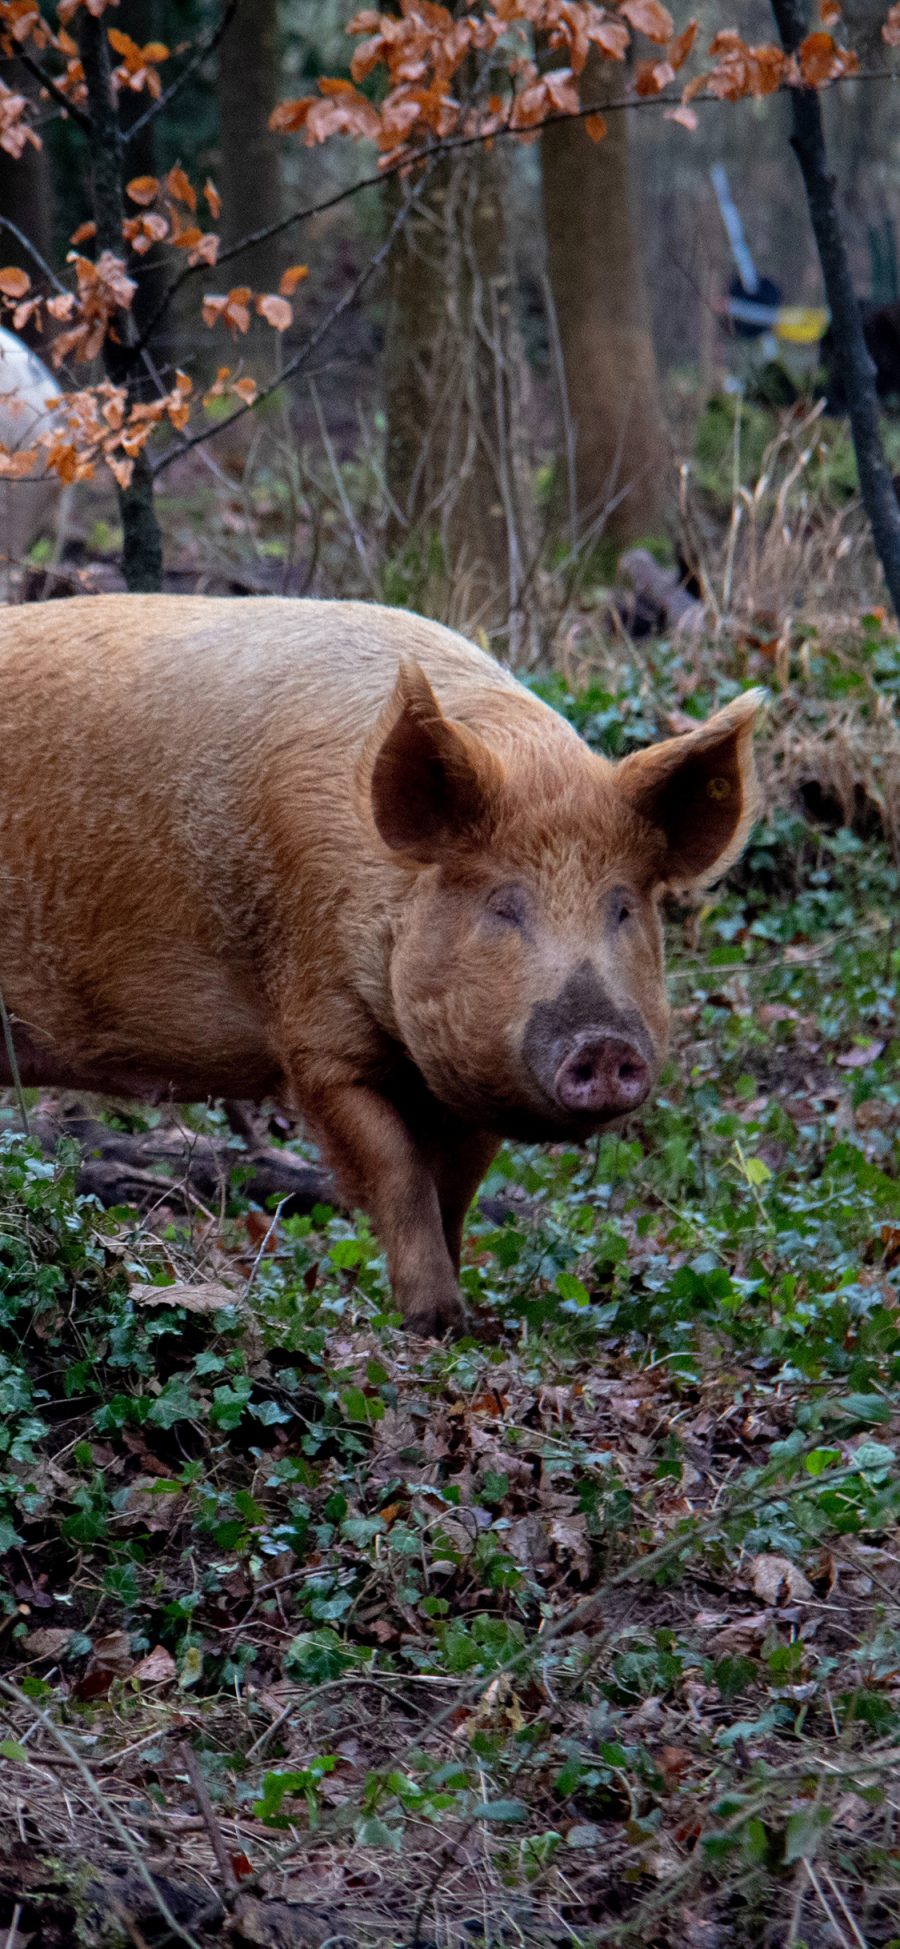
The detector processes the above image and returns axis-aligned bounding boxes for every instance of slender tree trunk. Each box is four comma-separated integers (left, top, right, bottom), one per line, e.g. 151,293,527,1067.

216,0,283,293
384,145,532,640
76,10,163,593
541,52,670,552
770,0,900,615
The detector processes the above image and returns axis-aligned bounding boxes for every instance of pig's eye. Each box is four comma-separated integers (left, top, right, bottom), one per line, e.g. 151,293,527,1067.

607,887,634,928
486,883,530,930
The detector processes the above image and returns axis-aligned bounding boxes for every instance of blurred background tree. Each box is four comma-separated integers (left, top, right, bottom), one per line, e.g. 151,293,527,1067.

1,0,899,625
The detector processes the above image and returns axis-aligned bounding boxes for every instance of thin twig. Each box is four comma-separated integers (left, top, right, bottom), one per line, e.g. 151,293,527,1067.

0,218,69,297
3,1904,21,1949
820,1863,871,1949
130,62,898,355
125,0,239,145
0,990,30,1138
151,151,439,474
243,1195,289,1299
541,267,578,552
804,1860,857,1949
309,376,378,592
15,46,90,131
178,1741,238,1897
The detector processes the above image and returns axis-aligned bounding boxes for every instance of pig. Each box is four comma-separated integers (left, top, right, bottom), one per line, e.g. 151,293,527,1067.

0,595,762,1333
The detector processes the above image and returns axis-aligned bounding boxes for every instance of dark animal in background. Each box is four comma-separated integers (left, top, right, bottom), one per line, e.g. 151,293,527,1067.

823,299,900,412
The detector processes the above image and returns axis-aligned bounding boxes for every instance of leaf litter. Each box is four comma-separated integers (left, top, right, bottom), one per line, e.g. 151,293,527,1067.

0,624,898,1947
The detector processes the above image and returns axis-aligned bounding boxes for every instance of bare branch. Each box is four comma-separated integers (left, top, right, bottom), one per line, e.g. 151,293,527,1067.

14,45,91,131
131,62,897,356
151,155,438,475
0,217,68,295
125,0,239,145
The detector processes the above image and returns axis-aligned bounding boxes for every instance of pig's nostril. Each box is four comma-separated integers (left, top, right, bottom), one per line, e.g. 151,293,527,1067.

553,1034,650,1117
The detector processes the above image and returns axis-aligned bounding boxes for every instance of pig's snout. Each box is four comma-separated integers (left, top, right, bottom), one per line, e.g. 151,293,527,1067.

552,1031,650,1118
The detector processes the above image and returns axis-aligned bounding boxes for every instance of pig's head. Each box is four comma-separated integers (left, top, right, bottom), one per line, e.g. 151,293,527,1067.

368,665,763,1141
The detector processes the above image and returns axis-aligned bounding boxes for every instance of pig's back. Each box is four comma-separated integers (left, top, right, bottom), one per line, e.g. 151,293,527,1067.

0,592,575,769
0,595,583,1094
0,593,572,975
0,592,521,725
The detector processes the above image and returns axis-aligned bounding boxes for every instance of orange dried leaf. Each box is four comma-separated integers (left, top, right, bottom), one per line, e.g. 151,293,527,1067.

269,97,313,133
618,0,674,46
202,287,252,336
166,164,196,210
256,293,292,331
317,74,360,97
234,376,257,403
819,0,841,20
706,33,786,100
70,220,97,244
797,29,858,83
123,211,169,254
584,111,607,141
107,452,134,489
126,174,159,205
634,57,674,94
588,16,630,58
279,263,309,296
0,265,30,297
665,102,698,129
187,232,219,267
203,177,221,220
668,19,698,69
0,445,39,478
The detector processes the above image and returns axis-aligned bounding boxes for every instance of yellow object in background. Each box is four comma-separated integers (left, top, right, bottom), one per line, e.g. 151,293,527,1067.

773,307,830,345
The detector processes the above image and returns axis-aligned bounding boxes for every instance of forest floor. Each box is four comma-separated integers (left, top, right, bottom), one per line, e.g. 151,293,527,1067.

0,590,897,1949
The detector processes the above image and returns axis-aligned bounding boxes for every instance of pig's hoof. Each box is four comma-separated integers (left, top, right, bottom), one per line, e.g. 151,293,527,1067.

403,1291,467,1339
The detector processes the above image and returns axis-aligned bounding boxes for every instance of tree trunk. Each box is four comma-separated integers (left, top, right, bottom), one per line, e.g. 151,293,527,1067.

384,146,532,644
541,53,670,552
77,8,163,593
770,0,900,617
216,0,283,294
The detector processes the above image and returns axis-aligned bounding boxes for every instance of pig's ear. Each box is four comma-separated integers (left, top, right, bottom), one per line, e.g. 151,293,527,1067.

617,689,765,888
369,661,503,863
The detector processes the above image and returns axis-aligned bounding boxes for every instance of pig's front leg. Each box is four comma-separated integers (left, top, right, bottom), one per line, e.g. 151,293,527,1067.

424,1128,501,1272
299,1075,466,1336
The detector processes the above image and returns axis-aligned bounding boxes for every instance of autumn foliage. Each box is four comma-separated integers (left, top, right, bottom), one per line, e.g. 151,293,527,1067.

0,0,892,495
269,1,863,161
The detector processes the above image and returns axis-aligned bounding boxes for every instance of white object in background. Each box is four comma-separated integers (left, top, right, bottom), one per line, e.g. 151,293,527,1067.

710,163,760,298
0,324,68,595
710,169,782,362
